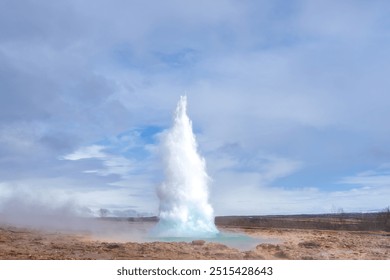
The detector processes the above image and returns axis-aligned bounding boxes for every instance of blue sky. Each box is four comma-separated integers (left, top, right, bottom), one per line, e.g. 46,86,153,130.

0,0,390,218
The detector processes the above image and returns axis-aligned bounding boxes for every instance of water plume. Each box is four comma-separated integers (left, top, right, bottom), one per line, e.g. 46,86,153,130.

152,96,218,238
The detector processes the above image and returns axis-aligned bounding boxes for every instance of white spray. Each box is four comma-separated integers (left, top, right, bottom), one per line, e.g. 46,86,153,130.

152,96,219,238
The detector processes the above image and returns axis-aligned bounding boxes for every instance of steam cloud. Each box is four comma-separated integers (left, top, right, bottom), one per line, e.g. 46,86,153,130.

152,96,219,237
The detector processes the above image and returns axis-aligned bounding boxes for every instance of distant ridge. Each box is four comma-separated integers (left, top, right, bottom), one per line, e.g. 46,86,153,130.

98,210,389,232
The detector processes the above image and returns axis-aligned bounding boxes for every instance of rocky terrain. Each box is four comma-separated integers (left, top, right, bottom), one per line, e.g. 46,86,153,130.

0,217,389,260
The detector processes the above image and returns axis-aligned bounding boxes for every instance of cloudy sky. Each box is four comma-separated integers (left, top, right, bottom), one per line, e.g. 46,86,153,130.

1,0,390,218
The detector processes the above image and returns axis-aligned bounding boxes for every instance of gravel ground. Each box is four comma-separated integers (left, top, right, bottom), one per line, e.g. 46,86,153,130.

0,223,388,260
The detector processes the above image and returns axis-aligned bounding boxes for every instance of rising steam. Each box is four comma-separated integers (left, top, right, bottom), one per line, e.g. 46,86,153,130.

152,96,218,237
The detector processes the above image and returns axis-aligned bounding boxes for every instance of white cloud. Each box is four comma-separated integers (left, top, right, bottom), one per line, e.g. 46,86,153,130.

210,160,390,215
212,178,390,215
63,145,106,160
339,167,390,201
341,174,390,187
62,144,139,178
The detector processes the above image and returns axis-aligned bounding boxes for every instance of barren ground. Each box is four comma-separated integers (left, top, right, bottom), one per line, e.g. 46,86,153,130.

0,221,388,260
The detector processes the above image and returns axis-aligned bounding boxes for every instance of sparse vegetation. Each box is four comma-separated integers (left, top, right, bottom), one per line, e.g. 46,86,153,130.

336,208,346,224
215,210,390,232
377,206,390,232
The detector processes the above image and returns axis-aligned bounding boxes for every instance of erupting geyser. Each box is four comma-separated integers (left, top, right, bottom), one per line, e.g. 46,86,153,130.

152,96,219,238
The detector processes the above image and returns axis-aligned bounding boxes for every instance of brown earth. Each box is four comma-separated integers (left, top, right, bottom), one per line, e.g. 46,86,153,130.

0,223,388,260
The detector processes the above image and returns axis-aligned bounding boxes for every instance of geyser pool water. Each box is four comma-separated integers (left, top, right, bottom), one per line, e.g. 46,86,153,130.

151,96,219,238
151,231,266,251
